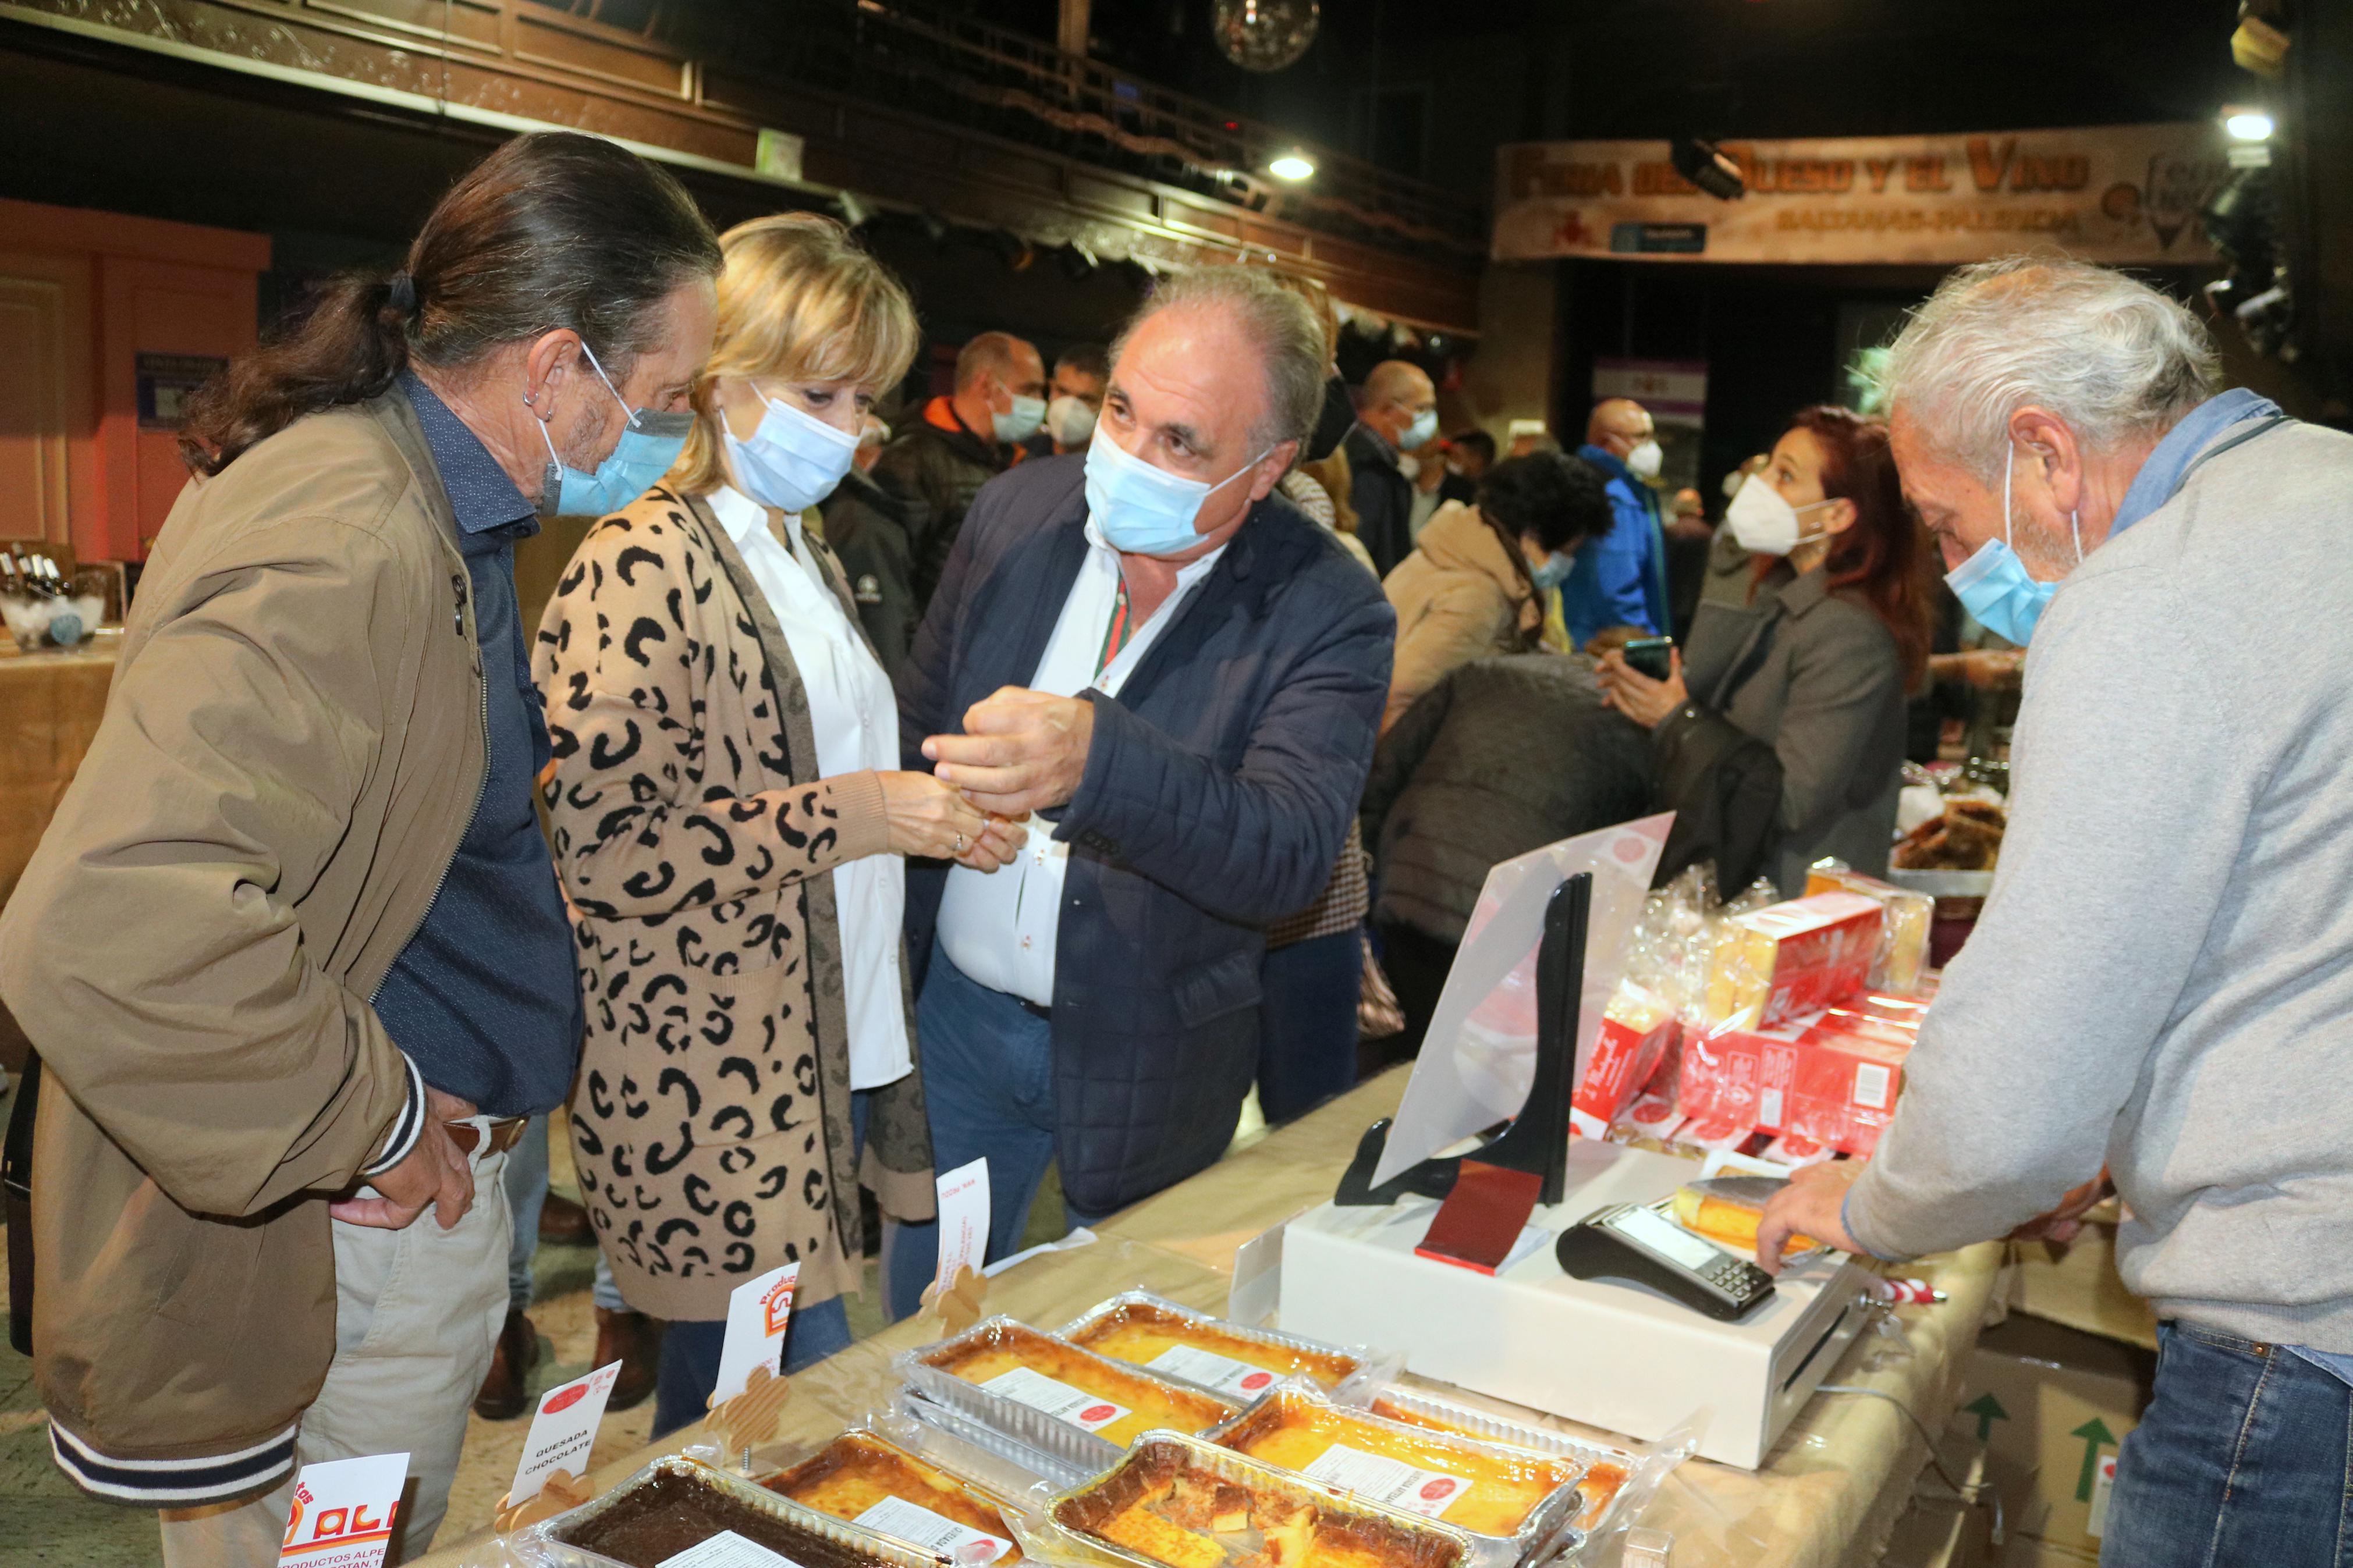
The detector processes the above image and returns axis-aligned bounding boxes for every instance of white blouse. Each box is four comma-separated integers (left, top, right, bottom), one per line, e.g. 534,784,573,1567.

707,484,911,1091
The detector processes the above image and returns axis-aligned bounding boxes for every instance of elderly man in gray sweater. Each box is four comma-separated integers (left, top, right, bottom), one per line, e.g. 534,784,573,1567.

1756,258,2353,1567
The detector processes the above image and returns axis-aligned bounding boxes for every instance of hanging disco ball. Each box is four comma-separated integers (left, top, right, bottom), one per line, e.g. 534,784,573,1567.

1211,0,1319,73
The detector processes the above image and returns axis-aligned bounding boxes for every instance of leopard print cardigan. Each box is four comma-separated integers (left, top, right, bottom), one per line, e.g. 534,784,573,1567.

533,485,934,1322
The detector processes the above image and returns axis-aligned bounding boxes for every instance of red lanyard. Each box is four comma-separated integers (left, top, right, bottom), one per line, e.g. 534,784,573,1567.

1094,576,1135,680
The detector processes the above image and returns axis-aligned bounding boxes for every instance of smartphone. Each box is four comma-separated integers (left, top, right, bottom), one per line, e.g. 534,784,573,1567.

1621,636,1674,682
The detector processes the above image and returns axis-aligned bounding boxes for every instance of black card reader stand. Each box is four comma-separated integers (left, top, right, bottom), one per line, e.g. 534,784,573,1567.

1336,871,1591,1209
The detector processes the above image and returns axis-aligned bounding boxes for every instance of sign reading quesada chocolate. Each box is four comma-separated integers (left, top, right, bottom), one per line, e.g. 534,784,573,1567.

1492,123,2228,266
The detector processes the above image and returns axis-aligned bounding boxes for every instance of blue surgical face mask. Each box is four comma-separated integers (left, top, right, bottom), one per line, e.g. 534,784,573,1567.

1401,407,1439,451
993,392,1047,446
1944,442,2082,645
1084,428,1269,556
533,342,694,517
723,385,861,513
1529,549,1575,592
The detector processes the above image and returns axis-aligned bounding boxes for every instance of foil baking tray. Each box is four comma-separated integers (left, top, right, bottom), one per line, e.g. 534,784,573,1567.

892,1388,1093,1496
1202,1386,1585,1568
529,1452,958,1568
897,1317,1239,1477
764,1428,1031,1564
1036,1429,1478,1568
1358,1385,1641,1540
1052,1291,1390,1401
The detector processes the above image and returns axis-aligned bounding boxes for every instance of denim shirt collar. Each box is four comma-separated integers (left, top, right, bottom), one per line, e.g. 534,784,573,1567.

399,370,539,544
2111,387,2285,538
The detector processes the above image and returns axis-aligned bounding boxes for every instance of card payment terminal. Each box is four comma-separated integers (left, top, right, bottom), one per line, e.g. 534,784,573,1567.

1556,1201,1777,1321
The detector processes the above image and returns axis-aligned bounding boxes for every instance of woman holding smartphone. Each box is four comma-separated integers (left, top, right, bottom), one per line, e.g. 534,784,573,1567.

1598,405,1930,894
535,214,1016,1437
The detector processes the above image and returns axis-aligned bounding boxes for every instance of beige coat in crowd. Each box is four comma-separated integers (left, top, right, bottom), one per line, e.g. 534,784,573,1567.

1380,499,1542,731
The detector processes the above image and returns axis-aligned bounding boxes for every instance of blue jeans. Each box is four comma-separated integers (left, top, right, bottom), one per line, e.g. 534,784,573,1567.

650,1295,853,1440
502,1111,626,1313
1257,929,1361,1125
885,956,1110,1315
2102,1321,2353,1567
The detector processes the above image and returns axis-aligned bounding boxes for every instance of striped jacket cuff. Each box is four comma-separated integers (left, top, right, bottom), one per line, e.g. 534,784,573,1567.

50,1417,297,1505
359,1053,426,1178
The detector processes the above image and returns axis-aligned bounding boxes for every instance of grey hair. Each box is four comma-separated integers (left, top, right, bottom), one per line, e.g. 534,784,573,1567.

1881,257,2218,479
1110,266,1326,454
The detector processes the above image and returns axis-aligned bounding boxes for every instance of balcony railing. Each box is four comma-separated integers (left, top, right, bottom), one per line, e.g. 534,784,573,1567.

546,0,1489,257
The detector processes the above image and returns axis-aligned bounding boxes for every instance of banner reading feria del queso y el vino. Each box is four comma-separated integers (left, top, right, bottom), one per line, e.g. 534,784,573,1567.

1492,124,2228,266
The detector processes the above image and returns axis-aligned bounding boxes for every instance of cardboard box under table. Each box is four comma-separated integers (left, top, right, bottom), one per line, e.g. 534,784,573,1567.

414,1070,2007,1568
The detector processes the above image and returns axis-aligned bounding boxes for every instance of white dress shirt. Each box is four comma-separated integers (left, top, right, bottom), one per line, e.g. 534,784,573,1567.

934,519,1229,1006
708,485,911,1090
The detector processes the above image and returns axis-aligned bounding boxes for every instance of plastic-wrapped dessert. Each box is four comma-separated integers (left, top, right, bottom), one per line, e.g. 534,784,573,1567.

1209,1390,1582,1540
1061,1296,1362,1397
1049,1432,1471,1568
767,1431,1022,1563
1363,1398,1628,1535
918,1320,1236,1446
550,1461,915,1568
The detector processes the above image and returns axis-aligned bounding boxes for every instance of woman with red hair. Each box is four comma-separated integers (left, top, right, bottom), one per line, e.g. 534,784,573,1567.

1599,405,1931,894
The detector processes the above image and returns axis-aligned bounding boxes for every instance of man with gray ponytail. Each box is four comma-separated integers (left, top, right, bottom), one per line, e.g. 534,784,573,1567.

0,131,718,1561
1754,257,2353,1567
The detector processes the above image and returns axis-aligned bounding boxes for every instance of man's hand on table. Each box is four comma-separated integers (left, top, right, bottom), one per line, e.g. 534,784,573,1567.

331,1086,478,1231
924,687,1095,817
1756,1160,1866,1275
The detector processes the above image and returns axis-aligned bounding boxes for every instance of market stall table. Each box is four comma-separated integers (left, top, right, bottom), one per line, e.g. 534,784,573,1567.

0,634,116,913
422,1070,2000,1568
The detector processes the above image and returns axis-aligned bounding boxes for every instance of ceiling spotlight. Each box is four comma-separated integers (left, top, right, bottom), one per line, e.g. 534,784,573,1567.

2224,108,2275,141
1670,137,1746,201
1268,151,1316,182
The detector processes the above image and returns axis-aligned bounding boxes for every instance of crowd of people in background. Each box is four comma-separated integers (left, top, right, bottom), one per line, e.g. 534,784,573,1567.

0,130,2095,1565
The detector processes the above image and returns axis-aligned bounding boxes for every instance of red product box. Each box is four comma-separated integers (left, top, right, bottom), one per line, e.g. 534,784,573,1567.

1706,892,1886,1029
1570,982,1679,1139
1681,1009,1919,1155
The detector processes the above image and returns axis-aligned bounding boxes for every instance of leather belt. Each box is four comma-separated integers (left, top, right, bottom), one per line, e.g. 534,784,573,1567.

445,1117,529,1157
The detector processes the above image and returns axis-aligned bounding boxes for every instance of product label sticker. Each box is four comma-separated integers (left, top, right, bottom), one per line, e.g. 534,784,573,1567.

714,1261,799,1405
934,1158,991,1294
853,1496,1014,1563
656,1530,804,1568
979,1366,1131,1432
1300,1442,1469,1519
276,1452,410,1567
2086,1453,2118,1538
1142,1344,1282,1398
508,1360,623,1507
1852,1062,1893,1111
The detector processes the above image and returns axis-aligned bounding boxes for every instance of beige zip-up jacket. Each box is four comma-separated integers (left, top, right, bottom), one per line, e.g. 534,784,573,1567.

0,388,484,1504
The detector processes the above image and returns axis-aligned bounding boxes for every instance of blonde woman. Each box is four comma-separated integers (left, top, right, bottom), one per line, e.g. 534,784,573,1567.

535,214,1015,1435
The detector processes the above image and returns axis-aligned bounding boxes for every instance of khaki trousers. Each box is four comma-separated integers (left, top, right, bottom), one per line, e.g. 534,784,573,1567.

157,1143,512,1567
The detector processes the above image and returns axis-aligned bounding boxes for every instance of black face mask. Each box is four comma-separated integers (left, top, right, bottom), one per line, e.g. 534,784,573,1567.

1305,373,1356,463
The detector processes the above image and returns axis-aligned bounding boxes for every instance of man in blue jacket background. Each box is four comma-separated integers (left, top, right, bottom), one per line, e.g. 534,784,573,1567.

1563,397,1671,648
888,268,1393,1296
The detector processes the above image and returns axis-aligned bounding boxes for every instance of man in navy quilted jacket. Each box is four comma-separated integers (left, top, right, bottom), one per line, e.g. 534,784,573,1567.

891,268,1394,1298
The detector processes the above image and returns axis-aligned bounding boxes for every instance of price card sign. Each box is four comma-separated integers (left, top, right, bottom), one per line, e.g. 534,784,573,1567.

714,1261,799,1405
932,1158,991,1292
509,1360,623,1507
277,1452,409,1568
